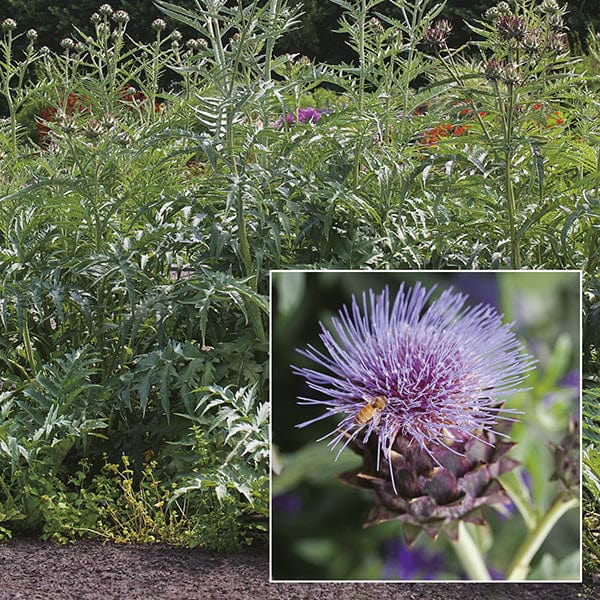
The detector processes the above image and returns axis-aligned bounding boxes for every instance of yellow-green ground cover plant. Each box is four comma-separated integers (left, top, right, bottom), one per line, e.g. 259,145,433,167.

0,0,597,584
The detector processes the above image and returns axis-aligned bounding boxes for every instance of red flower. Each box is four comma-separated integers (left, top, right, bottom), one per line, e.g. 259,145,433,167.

533,103,542,110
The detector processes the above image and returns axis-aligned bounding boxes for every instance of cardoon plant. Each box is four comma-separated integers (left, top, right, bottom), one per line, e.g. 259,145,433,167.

292,280,573,579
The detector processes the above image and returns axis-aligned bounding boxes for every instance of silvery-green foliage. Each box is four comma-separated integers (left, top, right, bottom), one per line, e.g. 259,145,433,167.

170,385,269,513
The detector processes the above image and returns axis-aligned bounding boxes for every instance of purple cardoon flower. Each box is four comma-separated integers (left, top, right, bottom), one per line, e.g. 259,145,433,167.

294,283,534,495
274,107,322,128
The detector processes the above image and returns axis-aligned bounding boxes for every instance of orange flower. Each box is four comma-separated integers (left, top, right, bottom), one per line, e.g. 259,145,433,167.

546,110,565,127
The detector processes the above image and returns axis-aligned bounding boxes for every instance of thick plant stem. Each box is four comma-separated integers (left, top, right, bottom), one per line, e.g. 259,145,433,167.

504,81,521,269
358,0,366,112
506,495,579,581
450,522,491,581
505,153,521,269
227,119,266,345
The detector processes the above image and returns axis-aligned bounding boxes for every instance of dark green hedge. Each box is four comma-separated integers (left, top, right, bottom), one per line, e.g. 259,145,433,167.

3,1,598,62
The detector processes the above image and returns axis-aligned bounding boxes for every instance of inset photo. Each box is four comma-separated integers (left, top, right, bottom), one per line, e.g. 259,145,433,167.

270,270,581,582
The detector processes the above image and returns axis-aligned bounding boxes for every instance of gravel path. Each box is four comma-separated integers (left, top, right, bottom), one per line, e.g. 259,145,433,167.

0,538,595,599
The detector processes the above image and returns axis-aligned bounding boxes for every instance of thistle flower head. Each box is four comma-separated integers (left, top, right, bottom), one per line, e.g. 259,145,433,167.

549,13,566,32
83,119,104,140
422,20,452,49
547,31,568,53
294,283,534,490
436,19,453,37
523,28,542,53
368,16,384,33
496,15,527,41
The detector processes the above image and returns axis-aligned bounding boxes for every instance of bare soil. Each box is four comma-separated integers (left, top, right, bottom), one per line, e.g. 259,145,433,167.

0,537,595,600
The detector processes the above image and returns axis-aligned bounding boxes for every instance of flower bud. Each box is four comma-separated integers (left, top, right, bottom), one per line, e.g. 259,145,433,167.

100,113,119,130
368,17,384,33
113,10,129,25
115,131,132,146
171,29,183,41
485,7,500,21
548,417,579,497
26,29,38,42
523,28,542,53
484,59,504,81
83,120,103,140
436,19,452,37
91,12,101,25
547,31,568,53
186,38,207,51
152,18,167,32
501,63,520,85
539,0,560,15
1,19,17,32
98,3,113,17
58,114,77,135
60,37,76,50
496,1,512,16
549,14,566,32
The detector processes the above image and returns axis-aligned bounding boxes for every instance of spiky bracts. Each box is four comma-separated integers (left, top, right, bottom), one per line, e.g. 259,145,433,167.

548,416,580,497
339,427,518,544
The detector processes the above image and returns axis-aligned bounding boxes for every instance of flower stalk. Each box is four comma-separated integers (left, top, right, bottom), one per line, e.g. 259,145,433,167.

506,493,579,580
450,522,491,580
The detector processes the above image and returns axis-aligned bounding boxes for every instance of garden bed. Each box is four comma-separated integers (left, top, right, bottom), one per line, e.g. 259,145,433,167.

0,538,595,600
